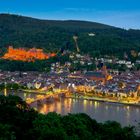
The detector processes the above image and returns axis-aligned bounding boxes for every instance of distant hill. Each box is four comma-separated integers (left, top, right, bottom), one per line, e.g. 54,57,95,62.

0,13,140,57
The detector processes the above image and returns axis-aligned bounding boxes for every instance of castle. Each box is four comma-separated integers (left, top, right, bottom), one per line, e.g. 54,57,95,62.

2,46,56,62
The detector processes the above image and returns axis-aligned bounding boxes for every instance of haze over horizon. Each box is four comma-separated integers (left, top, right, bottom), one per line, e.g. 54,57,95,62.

0,0,140,29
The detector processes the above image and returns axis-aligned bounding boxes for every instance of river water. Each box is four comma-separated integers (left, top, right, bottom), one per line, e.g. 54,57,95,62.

8,92,140,126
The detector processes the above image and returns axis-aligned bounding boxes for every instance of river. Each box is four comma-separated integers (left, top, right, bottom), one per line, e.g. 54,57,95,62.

7,92,140,126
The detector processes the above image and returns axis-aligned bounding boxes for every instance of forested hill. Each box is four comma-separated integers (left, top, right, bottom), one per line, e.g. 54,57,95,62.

0,13,140,57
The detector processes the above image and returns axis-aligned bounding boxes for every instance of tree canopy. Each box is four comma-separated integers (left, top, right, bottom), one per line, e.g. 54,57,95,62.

0,14,140,58
0,95,139,140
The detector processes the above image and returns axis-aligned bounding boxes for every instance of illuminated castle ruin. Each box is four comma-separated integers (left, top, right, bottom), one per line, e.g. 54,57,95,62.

2,46,56,62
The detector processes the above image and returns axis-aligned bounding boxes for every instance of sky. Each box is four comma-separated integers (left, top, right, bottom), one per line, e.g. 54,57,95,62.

0,0,140,29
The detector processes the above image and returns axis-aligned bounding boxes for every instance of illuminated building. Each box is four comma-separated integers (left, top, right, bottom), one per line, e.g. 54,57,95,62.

84,66,112,83
2,46,56,62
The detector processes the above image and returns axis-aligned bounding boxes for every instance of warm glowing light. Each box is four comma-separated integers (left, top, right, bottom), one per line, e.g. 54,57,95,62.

89,101,93,107
84,100,87,105
24,93,27,99
4,88,7,96
127,106,130,110
94,101,98,109
2,46,56,62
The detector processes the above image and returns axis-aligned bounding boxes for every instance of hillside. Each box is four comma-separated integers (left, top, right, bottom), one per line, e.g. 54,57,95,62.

0,13,140,57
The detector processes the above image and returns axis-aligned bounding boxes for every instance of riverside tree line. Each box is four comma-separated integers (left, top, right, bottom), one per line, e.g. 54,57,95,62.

0,95,139,140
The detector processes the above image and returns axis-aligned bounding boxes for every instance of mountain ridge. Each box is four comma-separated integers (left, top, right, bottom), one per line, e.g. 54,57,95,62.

0,13,140,58
0,13,115,29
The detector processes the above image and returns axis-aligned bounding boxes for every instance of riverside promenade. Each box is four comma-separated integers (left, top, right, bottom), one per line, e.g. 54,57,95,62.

66,94,140,107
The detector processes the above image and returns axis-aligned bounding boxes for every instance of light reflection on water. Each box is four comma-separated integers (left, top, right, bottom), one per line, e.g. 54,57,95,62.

31,98,140,126
7,92,140,126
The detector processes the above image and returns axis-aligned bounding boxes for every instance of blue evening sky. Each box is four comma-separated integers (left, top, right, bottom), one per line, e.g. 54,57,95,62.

0,0,140,29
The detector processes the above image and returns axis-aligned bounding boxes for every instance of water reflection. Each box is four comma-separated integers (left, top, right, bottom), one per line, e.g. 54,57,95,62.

94,101,98,109
35,98,140,126
5,92,140,126
105,105,108,110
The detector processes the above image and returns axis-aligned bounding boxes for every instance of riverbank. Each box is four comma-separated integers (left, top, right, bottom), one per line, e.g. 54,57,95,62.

22,89,48,94
66,95,140,107
5,89,140,107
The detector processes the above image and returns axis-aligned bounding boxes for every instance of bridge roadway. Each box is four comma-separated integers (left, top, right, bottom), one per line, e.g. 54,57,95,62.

26,90,69,104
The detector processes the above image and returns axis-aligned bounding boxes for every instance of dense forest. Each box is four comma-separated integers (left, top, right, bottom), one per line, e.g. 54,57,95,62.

0,55,67,72
0,13,140,58
0,14,140,72
0,95,139,140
